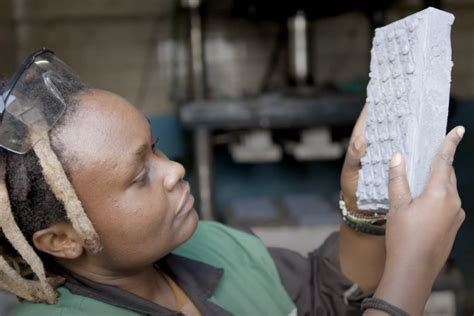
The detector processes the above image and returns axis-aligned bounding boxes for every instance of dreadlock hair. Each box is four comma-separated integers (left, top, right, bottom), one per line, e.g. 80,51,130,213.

0,77,100,304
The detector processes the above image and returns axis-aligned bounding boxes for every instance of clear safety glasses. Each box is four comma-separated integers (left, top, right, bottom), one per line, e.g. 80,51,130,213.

0,48,84,154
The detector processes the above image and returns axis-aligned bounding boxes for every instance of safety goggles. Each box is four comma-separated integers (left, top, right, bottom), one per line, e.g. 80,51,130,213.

0,48,84,154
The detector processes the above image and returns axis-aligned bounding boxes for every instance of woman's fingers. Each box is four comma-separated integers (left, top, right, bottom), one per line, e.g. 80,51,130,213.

388,153,412,211
343,135,367,171
429,126,465,188
349,103,368,143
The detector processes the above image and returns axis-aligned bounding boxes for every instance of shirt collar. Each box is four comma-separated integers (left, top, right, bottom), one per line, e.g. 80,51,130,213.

54,254,229,316
161,254,223,299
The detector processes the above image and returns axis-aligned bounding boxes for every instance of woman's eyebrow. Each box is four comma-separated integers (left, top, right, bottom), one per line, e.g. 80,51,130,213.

123,143,147,181
129,117,153,163
132,143,148,160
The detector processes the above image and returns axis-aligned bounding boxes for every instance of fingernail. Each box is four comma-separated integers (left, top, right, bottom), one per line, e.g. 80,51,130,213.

456,126,465,138
390,153,402,167
353,136,364,151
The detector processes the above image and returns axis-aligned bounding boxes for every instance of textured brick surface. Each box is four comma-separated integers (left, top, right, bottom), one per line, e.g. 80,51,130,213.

357,7,454,211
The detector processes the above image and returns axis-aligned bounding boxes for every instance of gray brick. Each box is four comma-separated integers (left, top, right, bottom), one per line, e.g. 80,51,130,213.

357,8,454,211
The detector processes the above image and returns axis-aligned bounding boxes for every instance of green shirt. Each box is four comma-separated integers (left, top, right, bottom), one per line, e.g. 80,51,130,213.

15,221,296,316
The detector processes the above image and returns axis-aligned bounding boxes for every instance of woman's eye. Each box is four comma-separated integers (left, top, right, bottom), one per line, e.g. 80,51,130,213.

151,137,160,152
133,170,148,184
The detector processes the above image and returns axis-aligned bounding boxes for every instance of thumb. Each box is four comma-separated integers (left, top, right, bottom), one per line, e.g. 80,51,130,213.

388,153,412,211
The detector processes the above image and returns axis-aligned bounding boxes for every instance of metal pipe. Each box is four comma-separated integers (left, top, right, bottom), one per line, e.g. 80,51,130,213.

288,11,310,86
193,128,213,219
185,0,205,99
182,0,214,219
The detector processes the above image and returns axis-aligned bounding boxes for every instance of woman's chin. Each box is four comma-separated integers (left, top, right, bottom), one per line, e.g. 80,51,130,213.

174,208,199,245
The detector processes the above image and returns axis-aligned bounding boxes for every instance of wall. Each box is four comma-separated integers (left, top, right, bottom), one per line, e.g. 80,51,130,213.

1,0,473,117
1,0,474,312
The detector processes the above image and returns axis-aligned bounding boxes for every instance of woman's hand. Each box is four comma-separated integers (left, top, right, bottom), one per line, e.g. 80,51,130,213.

365,126,465,316
338,104,387,292
340,104,368,211
386,126,465,281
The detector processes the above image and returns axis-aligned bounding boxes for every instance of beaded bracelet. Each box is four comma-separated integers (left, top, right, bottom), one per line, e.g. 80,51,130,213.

339,193,387,236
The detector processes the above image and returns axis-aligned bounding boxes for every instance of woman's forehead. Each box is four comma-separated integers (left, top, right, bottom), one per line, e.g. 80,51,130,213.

58,89,151,166
79,89,148,134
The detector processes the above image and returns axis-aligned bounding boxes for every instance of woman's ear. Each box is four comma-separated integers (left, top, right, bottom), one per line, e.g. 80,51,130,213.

32,222,84,259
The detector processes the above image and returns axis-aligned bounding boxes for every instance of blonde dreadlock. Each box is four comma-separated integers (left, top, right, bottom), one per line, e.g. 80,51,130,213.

0,150,62,303
31,129,101,253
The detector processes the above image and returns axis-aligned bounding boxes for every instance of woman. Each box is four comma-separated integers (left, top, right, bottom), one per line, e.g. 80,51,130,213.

0,48,465,316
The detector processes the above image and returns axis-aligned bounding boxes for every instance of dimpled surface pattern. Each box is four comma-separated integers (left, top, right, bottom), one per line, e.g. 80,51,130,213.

357,7,454,211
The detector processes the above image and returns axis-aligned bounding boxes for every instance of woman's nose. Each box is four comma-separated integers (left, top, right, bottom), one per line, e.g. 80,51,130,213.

164,160,186,192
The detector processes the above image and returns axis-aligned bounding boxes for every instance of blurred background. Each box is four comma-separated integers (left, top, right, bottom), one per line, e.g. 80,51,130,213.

1,0,474,315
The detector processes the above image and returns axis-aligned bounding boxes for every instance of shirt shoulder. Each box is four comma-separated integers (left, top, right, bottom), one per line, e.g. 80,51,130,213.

176,220,269,265
173,221,297,315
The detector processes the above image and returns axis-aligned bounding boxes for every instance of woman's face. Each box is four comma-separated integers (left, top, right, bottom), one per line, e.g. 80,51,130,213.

54,89,198,272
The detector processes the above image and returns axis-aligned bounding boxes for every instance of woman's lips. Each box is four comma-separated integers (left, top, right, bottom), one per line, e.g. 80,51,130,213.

176,182,195,217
